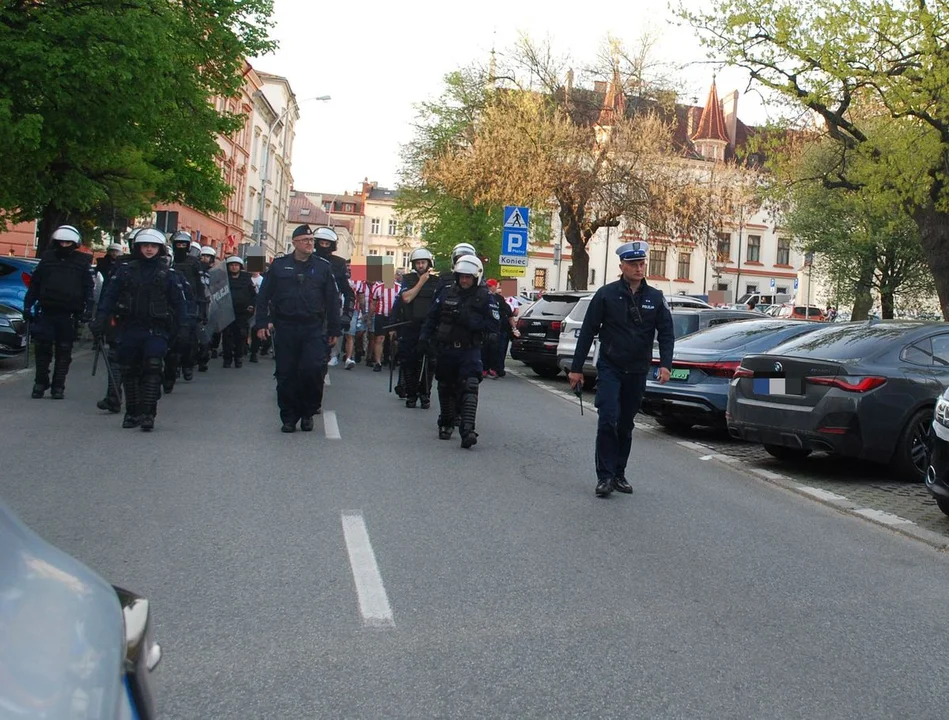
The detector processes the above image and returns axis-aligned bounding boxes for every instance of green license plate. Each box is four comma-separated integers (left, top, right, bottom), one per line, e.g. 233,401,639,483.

670,368,690,380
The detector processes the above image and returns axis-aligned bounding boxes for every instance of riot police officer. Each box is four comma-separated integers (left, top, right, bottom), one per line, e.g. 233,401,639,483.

196,246,216,371
421,255,499,448
255,224,342,433
164,231,207,385
568,241,675,497
91,228,188,431
398,248,438,409
314,226,355,333
222,256,256,368
433,242,478,298
23,225,95,400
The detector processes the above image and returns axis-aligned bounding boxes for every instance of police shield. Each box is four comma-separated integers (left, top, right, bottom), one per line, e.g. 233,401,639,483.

206,265,235,334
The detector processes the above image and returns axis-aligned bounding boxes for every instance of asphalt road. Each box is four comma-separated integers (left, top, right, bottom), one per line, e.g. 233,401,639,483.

3,352,949,718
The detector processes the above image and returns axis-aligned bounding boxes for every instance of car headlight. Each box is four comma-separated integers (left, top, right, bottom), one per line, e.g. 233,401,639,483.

936,397,949,428
0,317,11,328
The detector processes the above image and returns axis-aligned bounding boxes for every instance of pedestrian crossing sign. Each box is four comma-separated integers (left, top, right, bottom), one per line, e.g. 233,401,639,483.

503,206,530,230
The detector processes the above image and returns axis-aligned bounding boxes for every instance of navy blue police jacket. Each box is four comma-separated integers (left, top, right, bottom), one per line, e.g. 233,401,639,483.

571,278,674,374
254,253,342,336
96,257,188,331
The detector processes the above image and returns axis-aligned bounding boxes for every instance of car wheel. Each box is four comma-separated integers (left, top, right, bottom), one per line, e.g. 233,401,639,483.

530,364,561,379
936,497,949,517
655,417,693,432
763,444,812,461
890,406,934,482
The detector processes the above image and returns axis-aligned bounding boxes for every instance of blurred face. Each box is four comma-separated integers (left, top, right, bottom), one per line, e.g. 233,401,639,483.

458,274,475,289
620,259,646,284
56,240,77,250
292,234,315,258
200,255,213,265
107,249,120,258
413,259,429,274
140,243,160,258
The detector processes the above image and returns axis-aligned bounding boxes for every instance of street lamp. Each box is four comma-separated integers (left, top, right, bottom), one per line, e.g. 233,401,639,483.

255,94,331,254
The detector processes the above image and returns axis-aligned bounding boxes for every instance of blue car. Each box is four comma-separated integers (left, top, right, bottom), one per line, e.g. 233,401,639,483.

641,319,825,430
0,256,39,311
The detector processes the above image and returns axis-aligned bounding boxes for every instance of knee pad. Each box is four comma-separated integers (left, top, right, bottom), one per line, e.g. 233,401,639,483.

144,357,163,374
464,376,480,394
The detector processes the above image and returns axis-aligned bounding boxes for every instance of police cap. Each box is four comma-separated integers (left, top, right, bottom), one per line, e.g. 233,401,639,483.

617,241,649,262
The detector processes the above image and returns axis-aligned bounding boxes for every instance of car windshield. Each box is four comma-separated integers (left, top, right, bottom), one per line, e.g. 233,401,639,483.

676,320,816,352
736,293,752,304
672,313,700,337
567,297,591,322
768,322,926,360
523,296,582,318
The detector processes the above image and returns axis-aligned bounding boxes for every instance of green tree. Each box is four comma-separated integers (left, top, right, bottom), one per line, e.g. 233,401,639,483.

0,0,275,253
679,0,949,318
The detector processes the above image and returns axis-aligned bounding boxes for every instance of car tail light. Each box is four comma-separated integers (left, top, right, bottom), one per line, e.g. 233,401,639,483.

551,321,561,332
733,366,754,378
21,272,31,287
806,375,887,392
516,319,526,330
669,360,741,378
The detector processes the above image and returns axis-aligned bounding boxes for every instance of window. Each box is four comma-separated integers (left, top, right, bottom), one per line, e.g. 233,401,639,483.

344,203,354,213
533,268,547,289
747,235,761,262
777,238,790,265
251,131,260,168
902,340,933,366
388,219,397,236
368,249,379,256
677,252,691,280
648,248,667,277
716,233,731,263
931,335,949,366
300,208,310,216
323,202,332,212
370,218,380,234
589,268,596,285
776,286,788,294
715,282,729,292
746,284,758,294
404,222,414,236
385,250,395,257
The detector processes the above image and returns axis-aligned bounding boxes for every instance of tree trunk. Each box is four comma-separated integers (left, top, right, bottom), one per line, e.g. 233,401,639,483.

560,205,589,290
880,289,895,319
35,203,69,257
914,204,949,320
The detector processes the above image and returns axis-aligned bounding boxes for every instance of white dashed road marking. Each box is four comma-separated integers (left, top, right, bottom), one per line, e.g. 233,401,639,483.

323,410,340,439
341,512,394,628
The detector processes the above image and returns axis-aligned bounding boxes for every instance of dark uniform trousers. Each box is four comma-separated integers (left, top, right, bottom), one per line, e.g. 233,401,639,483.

273,320,328,422
400,324,434,401
32,311,78,390
222,315,250,363
593,359,647,482
434,346,482,425
116,327,170,420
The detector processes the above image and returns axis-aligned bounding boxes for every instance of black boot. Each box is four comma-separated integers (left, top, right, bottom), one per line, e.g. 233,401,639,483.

32,342,52,398
50,343,70,399
249,353,258,363
122,371,141,428
182,366,194,381
420,395,431,410
437,382,456,438
459,378,480,449
405,397,418,408
140,358,162,431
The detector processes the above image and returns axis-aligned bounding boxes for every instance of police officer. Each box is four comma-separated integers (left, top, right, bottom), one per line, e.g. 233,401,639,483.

255,224,342,433
165,231,207,385
91,228,188,431
568,241,675,497
196,245,216,370
421,255,499,448
222,256,256,368
398,248,438,409
432,242,478,298
23,225,95,400
314,226,355,327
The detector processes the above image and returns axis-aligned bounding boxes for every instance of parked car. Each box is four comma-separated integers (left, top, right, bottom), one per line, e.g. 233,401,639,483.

774,304,827,322
667,294,714,309
737,292,792,308
557,304,760,383
0,500,162,718
926,386,949,514
0,256,39,311
0,303,27,359
641,319,825,430
512,291,592,377
727,320,949,481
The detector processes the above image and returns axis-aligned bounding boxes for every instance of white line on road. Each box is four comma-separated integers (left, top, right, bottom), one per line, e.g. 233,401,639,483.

341,513,394,628
796,486,849,502
854,508,915,526
323,410,340,439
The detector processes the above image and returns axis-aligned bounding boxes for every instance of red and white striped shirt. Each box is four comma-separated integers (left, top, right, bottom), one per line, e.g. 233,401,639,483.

370,281,401,316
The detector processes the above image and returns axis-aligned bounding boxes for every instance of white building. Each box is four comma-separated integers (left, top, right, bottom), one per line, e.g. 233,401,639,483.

360,182,424,270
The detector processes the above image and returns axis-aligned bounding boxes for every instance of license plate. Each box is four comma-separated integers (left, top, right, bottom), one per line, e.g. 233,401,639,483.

20,336,26,347
655,367,689,381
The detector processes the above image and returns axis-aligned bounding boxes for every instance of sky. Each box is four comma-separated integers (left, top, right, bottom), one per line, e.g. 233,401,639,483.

252,0,772,195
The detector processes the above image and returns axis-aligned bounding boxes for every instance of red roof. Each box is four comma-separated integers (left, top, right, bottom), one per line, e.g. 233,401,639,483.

692,79,730,143
288,193,330,226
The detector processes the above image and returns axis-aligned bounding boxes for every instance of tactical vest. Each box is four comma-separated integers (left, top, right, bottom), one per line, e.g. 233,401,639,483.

402,272,437,323
436,285,486,348
174,256,205,303
115,261,169,325
38,252,88,311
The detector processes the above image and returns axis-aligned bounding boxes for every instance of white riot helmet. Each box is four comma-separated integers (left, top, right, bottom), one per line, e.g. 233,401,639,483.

409,247,434,269
314,226,338,251
451,242,477,264
134,228,167,246
51,225,81,246
107,243,124,253
200,245,216,258
170,230,192,246
225,256,244,267
453,255,483,282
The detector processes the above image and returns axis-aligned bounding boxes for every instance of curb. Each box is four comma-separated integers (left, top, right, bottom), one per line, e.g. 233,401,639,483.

508,367,949,552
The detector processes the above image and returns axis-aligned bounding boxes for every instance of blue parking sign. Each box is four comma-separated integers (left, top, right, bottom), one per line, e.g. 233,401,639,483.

502,229,528,256
794,278,799,290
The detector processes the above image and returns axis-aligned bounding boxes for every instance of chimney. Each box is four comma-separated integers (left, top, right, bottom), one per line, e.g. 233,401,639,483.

566,68,574,94
594,80,607,94
723,90,739,148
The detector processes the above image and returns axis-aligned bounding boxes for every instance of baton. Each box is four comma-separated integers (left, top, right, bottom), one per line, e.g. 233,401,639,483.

99,341,123,405
382,320,413,332
418,352,428,393
389,351,395,392
573,382,584,416
92,338,100,376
